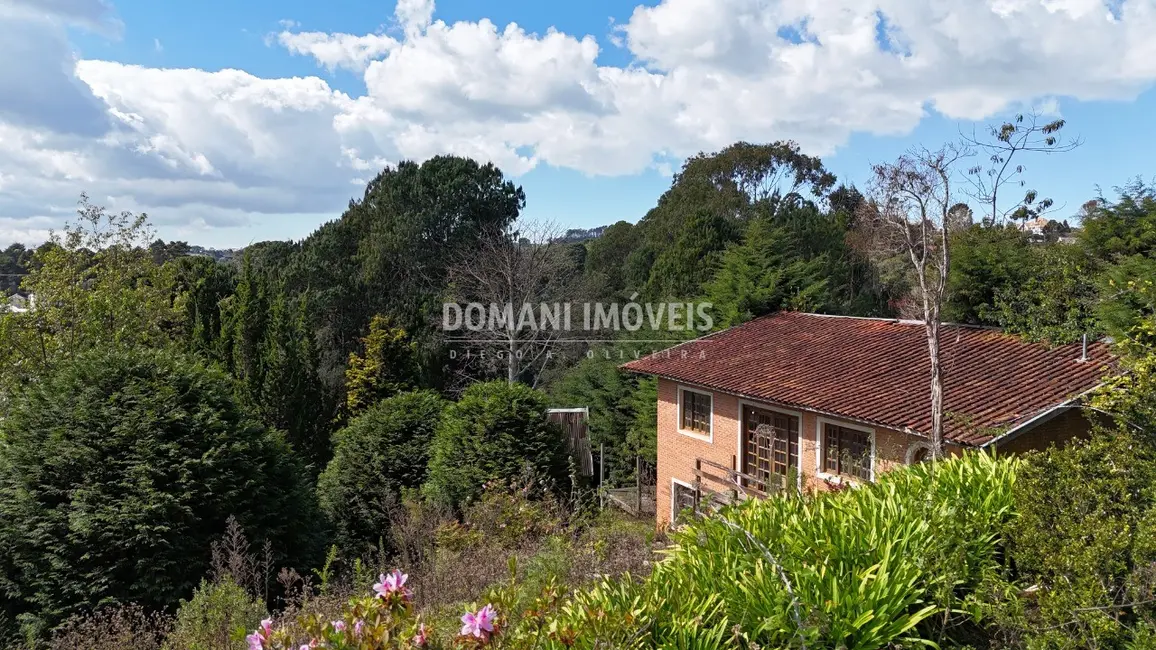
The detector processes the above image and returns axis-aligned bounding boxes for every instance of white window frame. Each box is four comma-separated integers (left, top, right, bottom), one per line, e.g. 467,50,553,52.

815,416,876,484
736,399,804,492
676,385,713,442
670,477,698,523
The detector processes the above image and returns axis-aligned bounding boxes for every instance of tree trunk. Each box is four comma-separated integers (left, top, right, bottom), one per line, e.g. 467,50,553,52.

925,318,945,459
507,334,517,385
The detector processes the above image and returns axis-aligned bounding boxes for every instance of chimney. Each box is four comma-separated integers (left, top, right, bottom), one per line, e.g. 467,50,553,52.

1079,333,1088,363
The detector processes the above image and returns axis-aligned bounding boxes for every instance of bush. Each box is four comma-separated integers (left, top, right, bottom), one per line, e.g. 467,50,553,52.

1001,429,1156,648
0,347,322,635
424,381,568,508
318,390,447,554
240,454,1015,650
165,579,267,650
48,605,172,650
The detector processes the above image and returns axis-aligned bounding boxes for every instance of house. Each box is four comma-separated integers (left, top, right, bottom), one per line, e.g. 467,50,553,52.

2,293,33,314
621,312,1113,526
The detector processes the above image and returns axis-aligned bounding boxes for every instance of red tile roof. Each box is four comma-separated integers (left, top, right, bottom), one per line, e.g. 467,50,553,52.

621,311,1114,446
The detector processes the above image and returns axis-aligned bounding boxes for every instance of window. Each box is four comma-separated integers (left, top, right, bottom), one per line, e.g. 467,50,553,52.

680,389,712,435
822,423,872,481
672,481,699,518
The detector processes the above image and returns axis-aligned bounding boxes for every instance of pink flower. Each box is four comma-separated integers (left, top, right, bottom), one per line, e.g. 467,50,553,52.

246,618,274,650
354,619,365,637
332,620,346,633
460,604,497,639
414,623,430,647
373,569,412,600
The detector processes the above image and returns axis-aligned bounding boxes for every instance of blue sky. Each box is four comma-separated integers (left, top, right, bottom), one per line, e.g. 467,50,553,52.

2,0,1156,247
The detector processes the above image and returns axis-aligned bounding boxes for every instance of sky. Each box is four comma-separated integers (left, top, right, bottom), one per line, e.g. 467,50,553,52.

2,0,1156,248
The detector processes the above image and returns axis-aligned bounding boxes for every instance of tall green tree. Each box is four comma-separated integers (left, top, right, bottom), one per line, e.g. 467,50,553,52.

946,224,1033,325
629,141,836,298
425,381,568,508
0,347,321,637
318,390,446,555
343,315,420,418
1080,179,1156,261
0,196,178,391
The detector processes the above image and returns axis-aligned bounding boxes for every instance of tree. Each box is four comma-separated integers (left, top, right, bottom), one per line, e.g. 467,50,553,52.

645,210,739,299
988,243,1102,343
584,221,640,299
945,224,1032,324
446,221,586,386
317,390,446,555
343,315,420,417
0,347,322,636
0,196,178,390
626,141,836,298
424,381,569,508
1080,179,1156,261
863,146,968,459
961,112,1080,225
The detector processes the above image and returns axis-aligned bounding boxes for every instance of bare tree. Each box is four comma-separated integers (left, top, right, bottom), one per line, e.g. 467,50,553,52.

445,220,587,387
862,146,969,459
961,112,1081,226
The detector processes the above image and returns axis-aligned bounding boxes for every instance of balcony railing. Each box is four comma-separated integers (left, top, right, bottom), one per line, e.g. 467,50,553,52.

682,457,787,513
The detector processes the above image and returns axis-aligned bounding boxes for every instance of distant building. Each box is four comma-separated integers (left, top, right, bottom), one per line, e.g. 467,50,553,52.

3,293,34,314
1018,217,1049,236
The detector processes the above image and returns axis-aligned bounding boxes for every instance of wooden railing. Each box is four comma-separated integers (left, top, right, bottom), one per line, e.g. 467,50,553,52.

691,457,785,511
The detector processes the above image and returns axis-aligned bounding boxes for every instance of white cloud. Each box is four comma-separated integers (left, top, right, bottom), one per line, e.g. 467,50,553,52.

3,0,1156,245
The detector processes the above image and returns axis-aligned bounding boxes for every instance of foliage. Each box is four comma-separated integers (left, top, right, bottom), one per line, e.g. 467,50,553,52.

242,454,1015,650
988,243,1102,343
582,220,640,299
1080,179,1156,261
1001,430,1156,648
344,315,421,417
219,254,332,468
947,224,1033,324
0,196,179,390
0,242,33,295
548,352,655,483
47,604,173,650
318,391,447,555
425,381,569,509
624,141,835,300
705,198,886,325
0,347,322,634
165,579,267,650
169,255,236,359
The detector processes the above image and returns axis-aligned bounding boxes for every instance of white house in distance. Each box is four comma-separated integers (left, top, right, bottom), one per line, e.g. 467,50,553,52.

2,294,34,314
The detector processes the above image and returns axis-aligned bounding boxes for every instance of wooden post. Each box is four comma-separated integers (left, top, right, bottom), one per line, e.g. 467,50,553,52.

599,444,604,510
635,456,642,516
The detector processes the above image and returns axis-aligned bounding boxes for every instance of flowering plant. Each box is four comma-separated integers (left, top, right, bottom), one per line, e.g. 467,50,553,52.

243,569,503,649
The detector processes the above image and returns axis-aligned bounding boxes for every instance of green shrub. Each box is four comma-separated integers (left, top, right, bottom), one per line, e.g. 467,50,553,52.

0,347,322,635
1002,429,1156,648
165,579,267,650
424,381,568,508
318,390,446,554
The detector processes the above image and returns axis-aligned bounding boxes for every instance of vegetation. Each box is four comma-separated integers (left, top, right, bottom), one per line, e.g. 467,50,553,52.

425,382,568,509
0,347,321,638
2,117,1156,648
319,390,447,555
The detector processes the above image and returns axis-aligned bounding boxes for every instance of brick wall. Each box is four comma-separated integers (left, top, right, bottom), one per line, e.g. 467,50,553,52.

993,408,1094,454
654,378,936,526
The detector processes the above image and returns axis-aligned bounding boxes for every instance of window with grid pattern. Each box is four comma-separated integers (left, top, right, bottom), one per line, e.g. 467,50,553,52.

822,423,872,481
680,389,711,434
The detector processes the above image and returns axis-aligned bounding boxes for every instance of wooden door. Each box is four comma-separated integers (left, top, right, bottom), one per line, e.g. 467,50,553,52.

742,406,798,491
